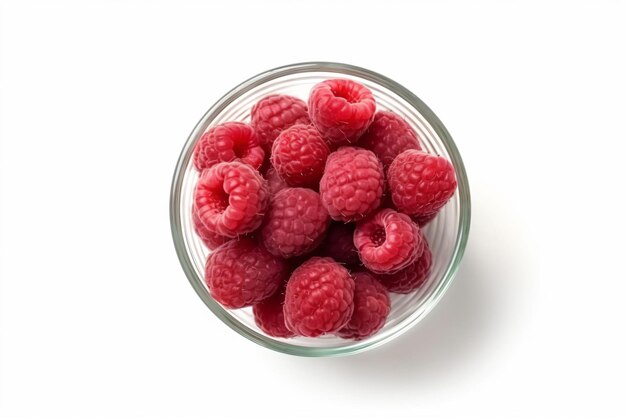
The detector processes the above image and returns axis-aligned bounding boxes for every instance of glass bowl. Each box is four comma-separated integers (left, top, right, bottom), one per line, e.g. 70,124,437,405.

170,62,471,357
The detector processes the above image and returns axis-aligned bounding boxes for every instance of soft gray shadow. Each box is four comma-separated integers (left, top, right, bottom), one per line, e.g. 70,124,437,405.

272,183,532,392
318,183,531,386
324,250,495,384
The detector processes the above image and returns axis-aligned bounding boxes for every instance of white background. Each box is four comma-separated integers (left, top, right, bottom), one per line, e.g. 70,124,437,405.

1,0,625,416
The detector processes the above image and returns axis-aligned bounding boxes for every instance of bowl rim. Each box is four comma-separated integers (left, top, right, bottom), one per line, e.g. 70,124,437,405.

170,61,471,357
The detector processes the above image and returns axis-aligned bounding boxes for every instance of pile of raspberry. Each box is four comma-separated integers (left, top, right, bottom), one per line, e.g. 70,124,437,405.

191,78,457,340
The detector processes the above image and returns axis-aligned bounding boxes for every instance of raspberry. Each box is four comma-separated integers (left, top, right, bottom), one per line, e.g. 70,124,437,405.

354,208,423,274
265,167,287,195
316,222,359,266
205,238,288,308
414,211,438,227
261,188,330,258
358,111,421,170
194,162,270,238
308,79,376,147
337,272,390,340
193,122,264,171
283,257,354,337
388,150,457,216
319,147,384,222
192,206,232,249
271,124,330,188
253,282,294,338
251,94,311,153
377,240,432,294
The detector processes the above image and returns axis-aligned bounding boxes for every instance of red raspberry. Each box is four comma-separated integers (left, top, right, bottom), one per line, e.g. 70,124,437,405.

337,272,390,340
205,238,288,308
377,240,432,294
191,206,232,249
194,161,269,238
251,94,311,153
193,122,264,171
316,222,359,266
253,284,294,338
271,124,330,188
319,147,384,222
283,257,355,337
358,111,421,170
265,167,287,195
354,208,423,274
261,188,330,258
308,79,376,147
388,150,457,216
414,211,438,227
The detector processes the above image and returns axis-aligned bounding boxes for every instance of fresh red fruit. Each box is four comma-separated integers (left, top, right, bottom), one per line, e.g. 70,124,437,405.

354,208,424,274
194,161,269,238
261,188,330,258
319,147,384,222
271,124,330,188
191,206,232,249
316,222,359,266
204,238,288,308
337,272,390,340
251,94,311,153
358,111,421,170
377,240,432,294
283,257,354,337
253,284,294,338
193,122,264,171
265,167,287,195
388,150,457,216
308,79,376,147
